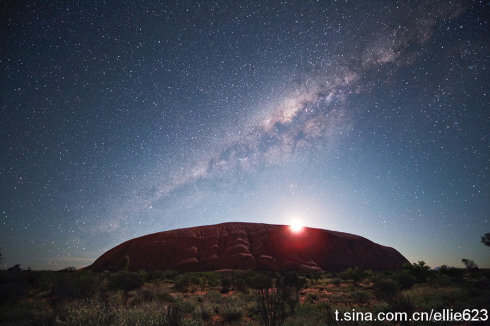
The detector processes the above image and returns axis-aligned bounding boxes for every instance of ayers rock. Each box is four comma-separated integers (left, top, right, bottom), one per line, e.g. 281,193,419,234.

86,222,408,272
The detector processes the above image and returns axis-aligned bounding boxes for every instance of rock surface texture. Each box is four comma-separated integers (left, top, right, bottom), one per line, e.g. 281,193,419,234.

86,222,408,272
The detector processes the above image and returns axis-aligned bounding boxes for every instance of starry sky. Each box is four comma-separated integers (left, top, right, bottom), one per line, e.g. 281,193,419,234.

1,1,488,270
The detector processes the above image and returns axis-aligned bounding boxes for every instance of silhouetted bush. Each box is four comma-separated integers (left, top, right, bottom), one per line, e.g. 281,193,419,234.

7,264,21,272
305,270,322,284
339,267,366,286
51,271,101,303
396,270,417,290
173,274,203,292
246,272,273,290
174,276,190,292
254,273,305,326
279,272,306,313
255,287,287,326
62,266,76,272
461,258,478,270
330,277,342,286
153,270,178,280
198,302,214,321
157,291,176,303
350,289,370,303
374,277,399,302
404,261,431,283
221,297,244,322
220,274,232,293
55,299,115,325
386,294,415,326
132,288,156,305
176,299,196,314
108,271,145,304
163,305,185,326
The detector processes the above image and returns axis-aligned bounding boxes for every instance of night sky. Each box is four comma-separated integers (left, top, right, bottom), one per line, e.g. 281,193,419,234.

1,1,488,270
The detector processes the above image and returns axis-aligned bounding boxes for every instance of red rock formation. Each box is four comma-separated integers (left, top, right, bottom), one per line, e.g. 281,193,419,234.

86,222,408,272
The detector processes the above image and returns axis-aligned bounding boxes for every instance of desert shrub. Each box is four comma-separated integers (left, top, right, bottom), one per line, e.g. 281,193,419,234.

137,270,149,282
173,274,202,292
246,272,273,290
51,271,101,302
386,294,415,317
407,285,468,310
404,261,431,283
284,302,330,326
438,266,464,282
147,269,179,281
221,297,244,322
220,274,232,293
198,302,215,321
62,266,77,272
374,277,399,302
395,270,417,290
116,302,168,325
306,293,318,303
176,299,196,314
197,271,220,287
132,288,157,305
231,272,250,293
0,300,54,325
254,274,303,326
108,271,145,293
147,270,165,281
330,292,350,303
255,287,287,326
189,276,201,287
350,290,370,303
282,271,307,290
174,276,191,292
7,264,22,272
204,290,222,304
431,274,454,287
439,286,469,305
305,270,321,284
163,304,185,326
55,299,115,326
339,267,366,286
330,278,342,286
162,270,179,280
279,272,305,313
108,271,145,304
363,269,375,280
157,291,176,303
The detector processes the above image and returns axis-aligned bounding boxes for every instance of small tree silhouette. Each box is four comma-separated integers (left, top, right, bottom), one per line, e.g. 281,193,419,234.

482,233,490,247
404,261,431,283
254,273,305,326
461,259,478,270
109,271,145,305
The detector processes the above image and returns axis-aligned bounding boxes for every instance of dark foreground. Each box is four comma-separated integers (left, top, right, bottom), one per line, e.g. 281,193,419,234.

0,263,488,325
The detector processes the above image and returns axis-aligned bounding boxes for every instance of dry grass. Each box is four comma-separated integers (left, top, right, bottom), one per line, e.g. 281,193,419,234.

0,268,488,325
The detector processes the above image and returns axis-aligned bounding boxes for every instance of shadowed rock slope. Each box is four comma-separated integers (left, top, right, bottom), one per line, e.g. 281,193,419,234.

86,222,408,272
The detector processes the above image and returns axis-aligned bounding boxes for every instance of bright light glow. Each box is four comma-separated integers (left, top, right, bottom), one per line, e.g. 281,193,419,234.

289,219,304,233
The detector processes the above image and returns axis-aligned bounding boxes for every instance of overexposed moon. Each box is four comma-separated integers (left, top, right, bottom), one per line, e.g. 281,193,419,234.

289,219,304,233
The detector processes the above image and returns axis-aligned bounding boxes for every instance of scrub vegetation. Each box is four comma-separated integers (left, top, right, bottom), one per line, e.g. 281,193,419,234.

0,263,488,325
